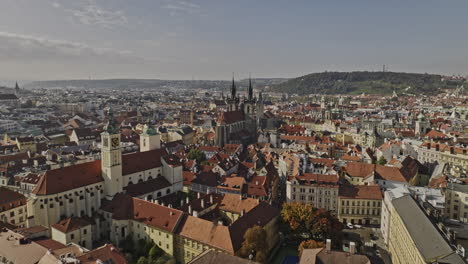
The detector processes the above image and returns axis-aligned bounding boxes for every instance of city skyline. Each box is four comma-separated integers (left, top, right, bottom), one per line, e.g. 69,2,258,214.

1,0,468,82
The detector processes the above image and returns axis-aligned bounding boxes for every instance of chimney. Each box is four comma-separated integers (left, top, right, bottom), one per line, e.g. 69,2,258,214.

186,197,189,204
188,205,192,215
201,199,205,208
217,220,223,226
197,192,201,199
241,209,245,216
350,242,356,254
193,210,198,217
210,195,214,204
326,239,331,252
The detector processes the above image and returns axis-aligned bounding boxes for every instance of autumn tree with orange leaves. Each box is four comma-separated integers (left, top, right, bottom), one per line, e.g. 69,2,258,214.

298,240,325,256
281,202,343,243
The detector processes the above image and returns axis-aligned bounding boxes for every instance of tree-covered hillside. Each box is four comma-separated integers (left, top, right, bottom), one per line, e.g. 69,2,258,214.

271,71,463,95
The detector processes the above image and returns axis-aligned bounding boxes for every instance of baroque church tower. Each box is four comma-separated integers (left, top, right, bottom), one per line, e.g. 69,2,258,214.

140,123,161,152
101,109,123,200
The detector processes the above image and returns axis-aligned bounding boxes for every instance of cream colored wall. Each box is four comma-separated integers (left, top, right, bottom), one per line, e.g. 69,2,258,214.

51,225,92,249
0,204,27,227
445,188,468,223
122,167,162,187
338,198,382,225
286,181,339,212
388,206,426,264
28,182,103,228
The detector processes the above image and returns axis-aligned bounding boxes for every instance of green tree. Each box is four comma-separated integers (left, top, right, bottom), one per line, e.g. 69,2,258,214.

149,244,164,260
187,148,206,163
137,256,148,264
237,225,269,264
377,156,387,165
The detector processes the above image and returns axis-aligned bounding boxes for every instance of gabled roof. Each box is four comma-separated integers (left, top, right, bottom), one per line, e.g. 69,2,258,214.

51,217,92,233
101,194,184,233
77,244,127,264
32,160,102,195
122,149,167,175
218,110,245,124
124,177,171,197
339,185,382,200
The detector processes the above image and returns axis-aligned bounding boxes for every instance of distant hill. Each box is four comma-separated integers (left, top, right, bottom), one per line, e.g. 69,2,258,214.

270,71,464,95
24,78,288,91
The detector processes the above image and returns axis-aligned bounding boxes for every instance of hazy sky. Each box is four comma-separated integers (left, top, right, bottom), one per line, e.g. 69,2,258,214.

1,0,468,82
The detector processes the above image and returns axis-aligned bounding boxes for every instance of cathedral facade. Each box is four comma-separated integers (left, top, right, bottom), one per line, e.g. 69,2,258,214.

215,78,264,146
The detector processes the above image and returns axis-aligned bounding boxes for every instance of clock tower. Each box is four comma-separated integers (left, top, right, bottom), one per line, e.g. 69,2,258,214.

101,109,123,200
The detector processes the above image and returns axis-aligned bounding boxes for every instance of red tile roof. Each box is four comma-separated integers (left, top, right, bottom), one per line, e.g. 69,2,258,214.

51,217,92,233
77,244,127,264
32,160,102,195
101,194,184,233
339,185,383,200
122,149,167,175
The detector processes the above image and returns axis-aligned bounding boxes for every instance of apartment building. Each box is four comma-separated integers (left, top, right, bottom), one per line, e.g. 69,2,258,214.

0,187,28,227
337,185,383,225
388,195,464,264
286,173,340,213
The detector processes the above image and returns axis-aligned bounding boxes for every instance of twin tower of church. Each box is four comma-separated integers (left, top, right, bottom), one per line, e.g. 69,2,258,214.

215,77,264,146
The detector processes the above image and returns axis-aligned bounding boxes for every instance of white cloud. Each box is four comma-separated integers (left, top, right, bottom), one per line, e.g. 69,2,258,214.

0,31,135,62
162,0,200,16
51,0,128,28
71,3,128,28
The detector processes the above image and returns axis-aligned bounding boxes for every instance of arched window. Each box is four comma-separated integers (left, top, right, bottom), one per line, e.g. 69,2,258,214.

157,192,162,197
166,189,170,194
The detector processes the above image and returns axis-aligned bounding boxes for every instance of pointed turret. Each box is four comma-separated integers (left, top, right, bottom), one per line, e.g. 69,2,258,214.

231,74,237,99
248,75,253,100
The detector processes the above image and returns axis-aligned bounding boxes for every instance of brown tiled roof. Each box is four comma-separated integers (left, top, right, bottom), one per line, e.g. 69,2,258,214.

188,249,258,264
183,171,196,186
21,173,40,184
178,215,234,253
218,194,259,214
218,176,245,191
343,162,416,183
218,110,245,124
32,237,67,251
289,173,339,186
51,217,92,233
192,171,219,187
339,185,382,200
0,152,29,163
122,148,167,175
163,154,183,167
32,160,102,195
77,244,127,264
101,194,184,233
425,130,449,139
124,177,171,197
0,187,26,210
